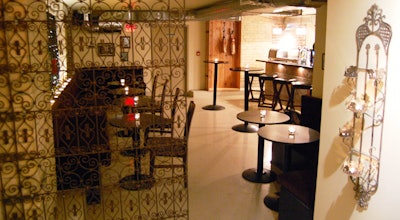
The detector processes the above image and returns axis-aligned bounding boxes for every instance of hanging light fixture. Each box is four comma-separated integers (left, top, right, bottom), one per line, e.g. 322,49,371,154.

124,0,137,32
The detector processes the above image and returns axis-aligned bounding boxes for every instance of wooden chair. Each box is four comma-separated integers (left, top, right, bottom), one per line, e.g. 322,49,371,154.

140,78,168,116
148,87,180,136
146,101,196,187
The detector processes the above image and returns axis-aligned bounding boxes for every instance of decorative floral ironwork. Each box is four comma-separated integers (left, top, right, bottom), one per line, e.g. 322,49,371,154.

0,0,188,219
339,4,391,208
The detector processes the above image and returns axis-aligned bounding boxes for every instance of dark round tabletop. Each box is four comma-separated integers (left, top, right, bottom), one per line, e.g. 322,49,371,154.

108,113,163,129
109,87,145,96
258,124,320,145
230,67,263,72
237,110,290,125
204,60,229,64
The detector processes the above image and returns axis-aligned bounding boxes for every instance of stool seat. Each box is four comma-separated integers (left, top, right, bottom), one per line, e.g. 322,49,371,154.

292,81,312,90
287,81,313,111
258,74,278,108
259,74,278,80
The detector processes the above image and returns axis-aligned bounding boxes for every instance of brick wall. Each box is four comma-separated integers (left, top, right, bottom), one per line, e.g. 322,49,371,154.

240,15,315,90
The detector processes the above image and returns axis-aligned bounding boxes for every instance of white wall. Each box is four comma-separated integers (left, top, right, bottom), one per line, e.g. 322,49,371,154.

186,21,207,91
314,1,400,219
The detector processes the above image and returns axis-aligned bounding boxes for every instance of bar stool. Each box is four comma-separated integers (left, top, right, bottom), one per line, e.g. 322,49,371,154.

287,81,313,111
258,74,278,108
272,77,296,111
248,72,264,102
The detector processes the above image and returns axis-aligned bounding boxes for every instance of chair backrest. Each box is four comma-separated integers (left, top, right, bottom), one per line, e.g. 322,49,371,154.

158,79,169,116
171,87,180,120
150,75,158,101
184,101,196,140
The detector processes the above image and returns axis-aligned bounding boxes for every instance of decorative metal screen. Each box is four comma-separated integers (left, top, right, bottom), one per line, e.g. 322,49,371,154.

0,0,188,219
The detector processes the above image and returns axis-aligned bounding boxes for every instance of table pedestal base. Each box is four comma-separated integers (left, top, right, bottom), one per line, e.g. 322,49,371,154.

119,175,155,191
202,104,225,111
242,168,276,183
232,123,258,133
264,194,280,212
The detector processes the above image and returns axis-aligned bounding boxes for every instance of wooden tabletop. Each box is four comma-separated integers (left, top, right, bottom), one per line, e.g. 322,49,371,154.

237,110,290,125
258,124,320,145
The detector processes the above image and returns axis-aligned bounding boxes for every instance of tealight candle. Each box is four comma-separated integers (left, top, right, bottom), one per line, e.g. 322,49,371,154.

124,86,129,95
260,109,267,118
214,58,219,63
288,126,296,135
245,64,249,69
120,78,125,86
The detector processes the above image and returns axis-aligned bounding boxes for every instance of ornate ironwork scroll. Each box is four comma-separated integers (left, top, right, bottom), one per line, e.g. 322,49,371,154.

0,0,188,219
339,4,391,208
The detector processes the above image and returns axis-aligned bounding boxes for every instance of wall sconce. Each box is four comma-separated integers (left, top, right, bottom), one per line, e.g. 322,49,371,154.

338,4,391,208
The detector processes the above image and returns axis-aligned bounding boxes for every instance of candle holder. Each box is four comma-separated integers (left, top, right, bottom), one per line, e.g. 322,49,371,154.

259,109,266,119
339,127,353,138
288,126,296,135
338,4,390,208
120,78,125,86
134,96,139,105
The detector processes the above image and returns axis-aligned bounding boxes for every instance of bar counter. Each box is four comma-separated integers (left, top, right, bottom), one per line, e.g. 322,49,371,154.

256,59,313,106
256,59,313,83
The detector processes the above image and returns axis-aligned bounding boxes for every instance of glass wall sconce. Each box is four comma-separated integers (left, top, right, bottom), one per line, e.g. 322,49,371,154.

338,4,391,208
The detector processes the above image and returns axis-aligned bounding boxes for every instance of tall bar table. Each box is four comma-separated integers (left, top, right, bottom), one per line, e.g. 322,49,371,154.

258,124,320,211
202,60,228,111
230,66,263,132
237,110,290,183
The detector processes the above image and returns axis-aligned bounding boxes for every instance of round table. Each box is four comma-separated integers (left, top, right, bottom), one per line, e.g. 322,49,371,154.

237,110,290,183
258,124,320,145
109,87,145,97
203,60,228,111
258,124,320,211
109,113,163,190
230,67,263,133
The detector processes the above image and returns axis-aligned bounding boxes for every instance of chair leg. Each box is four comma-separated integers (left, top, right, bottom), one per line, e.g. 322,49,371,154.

273,83,284,111
183,155,188,188
258,78,266,107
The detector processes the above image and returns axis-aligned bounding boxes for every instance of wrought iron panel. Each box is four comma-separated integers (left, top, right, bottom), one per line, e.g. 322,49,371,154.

0,0,188,219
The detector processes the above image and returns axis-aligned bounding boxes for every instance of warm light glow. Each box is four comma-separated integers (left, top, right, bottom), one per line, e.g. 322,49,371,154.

120,79,125,86
296,27,307,35
124,97,135,107
272,27,282,35
288,126,296,135
260,109,267,118
214,58,219,63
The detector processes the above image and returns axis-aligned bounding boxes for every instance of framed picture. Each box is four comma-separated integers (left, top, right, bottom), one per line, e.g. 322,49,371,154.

97,43,115,56
120,52,128,62
120,36,130,48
